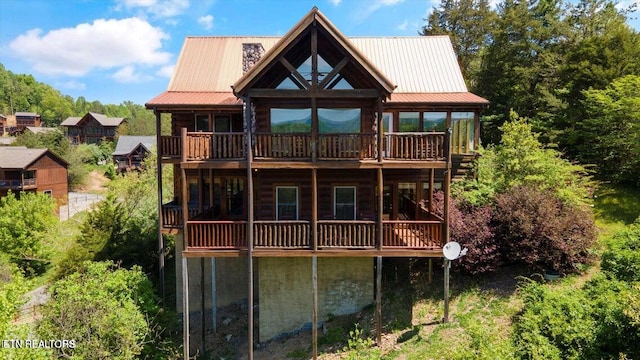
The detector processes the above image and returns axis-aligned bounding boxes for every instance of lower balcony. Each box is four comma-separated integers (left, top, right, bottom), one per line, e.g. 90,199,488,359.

0,178,36,189
161,201,201,230
184,219,444,256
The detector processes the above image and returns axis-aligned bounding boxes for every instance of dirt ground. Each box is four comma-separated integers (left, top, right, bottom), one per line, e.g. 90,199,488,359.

74,170,110,192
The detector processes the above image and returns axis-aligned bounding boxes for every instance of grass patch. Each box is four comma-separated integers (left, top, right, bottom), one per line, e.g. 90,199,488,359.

593,184,640,235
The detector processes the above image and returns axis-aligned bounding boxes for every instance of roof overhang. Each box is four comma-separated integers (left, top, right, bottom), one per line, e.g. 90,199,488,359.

231,7,396,98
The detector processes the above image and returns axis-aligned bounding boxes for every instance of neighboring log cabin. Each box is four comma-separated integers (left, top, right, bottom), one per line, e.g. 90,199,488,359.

111,135,155,173
0,147,68,209
146,7,488,358
60,112,124,144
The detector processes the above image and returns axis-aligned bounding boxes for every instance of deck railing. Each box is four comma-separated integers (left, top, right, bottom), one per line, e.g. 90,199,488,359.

161,202,200,228
0,179,36,188
317,134,375,159
184,132,245,160
254,221,311,248
317,220,377,248
184,219,444,251
187,221,248,249
162,131,448,162
382,221,443,249
160,136,181,158
254,133,311,159
383,132,446,160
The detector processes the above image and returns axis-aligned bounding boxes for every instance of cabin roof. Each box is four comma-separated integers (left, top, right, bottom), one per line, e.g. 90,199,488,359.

112,135,156,156
0,147,68,169
14,112,39,117
147,9,487,108
60,112,124,127
25,126,59,134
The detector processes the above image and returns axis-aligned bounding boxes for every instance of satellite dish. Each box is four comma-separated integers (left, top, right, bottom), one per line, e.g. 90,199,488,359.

443,241,462,260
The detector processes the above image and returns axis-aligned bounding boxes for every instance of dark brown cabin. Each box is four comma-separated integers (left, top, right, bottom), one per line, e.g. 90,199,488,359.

146,7,488,357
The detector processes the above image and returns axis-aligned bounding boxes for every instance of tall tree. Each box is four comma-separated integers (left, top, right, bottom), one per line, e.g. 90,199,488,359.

475,0,568,143
421,0,496,82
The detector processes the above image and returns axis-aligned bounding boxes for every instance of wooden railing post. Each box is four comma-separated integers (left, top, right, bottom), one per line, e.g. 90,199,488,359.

181,127,187,163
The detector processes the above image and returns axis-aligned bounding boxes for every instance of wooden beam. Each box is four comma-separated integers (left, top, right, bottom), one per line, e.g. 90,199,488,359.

376,256,382,345
311,25,318,89
319,57,349,89
182,256,190,360
154,110,165,304
247,88,380,98
245,96,255,360
312,256,318,360
280,58,310,89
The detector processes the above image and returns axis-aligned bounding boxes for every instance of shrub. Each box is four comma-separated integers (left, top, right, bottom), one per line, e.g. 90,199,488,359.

601,219,640,282
433,192,500,274
492,185,596,273
0,191,57,276
514,280,597,360
38,261,180,360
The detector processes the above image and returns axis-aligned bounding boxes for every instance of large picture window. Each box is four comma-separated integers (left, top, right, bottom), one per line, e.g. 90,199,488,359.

318,108,361,133
451,112,475,153
399,112,420,132
270,108,311,133
276,186,298,220
423,112,447,132
334,186,356,220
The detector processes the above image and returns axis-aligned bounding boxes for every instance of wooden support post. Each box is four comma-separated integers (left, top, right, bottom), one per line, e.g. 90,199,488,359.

200,258,205,356
181,167,188,247
376,256,382,345
428,258,433,284
198,169,204,214
182,256,190,360
377,168,383,251
377,100,383,163
211,258,217,333
444,259,450,323
429,169,434,214
245,97,255,360
312,169,318,251
154,110,165,303
312,256,318,360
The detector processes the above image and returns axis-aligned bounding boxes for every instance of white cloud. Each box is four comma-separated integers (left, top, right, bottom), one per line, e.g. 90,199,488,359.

8,18,171,77
57,80,86,91
329,0,342,5
397,20,409,31
156,64,175,78
112,65,152,83
355,0,405,22
115,0,190,18
198,14,214,30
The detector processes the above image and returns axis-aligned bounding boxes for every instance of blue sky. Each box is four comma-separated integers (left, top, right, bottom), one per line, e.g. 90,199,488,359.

0,0,638,107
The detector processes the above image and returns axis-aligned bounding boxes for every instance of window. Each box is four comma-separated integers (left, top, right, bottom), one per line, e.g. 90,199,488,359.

214,115,231,132
318,108,361,133
423,112,447,132
195,114,209,132
399,112,420,132
451,112,475,153
276,186,298,220
43,190,52,197
334,186,356,220
270,108,311,133
225,178,245,216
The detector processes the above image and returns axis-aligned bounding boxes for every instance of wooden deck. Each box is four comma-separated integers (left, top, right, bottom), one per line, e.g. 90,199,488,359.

161,131,447,163
182,219,444,257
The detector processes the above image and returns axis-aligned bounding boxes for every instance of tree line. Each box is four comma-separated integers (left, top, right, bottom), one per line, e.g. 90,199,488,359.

423,0,640,186
0,63,158,134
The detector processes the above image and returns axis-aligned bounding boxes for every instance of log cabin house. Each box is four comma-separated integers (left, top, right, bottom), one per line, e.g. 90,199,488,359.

111,135,155,173
146,7,488,358
60,112,124,144
0,147,68,209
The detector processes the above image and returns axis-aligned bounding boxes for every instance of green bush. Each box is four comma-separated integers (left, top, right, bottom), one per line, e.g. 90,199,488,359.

38,261,180,360
493,185,596,273
514,281,597,360
0,192,57,276
601,219,640,282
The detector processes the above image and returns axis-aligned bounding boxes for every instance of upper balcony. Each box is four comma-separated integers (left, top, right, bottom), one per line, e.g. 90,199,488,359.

161,129,447,166
0,178,36,189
